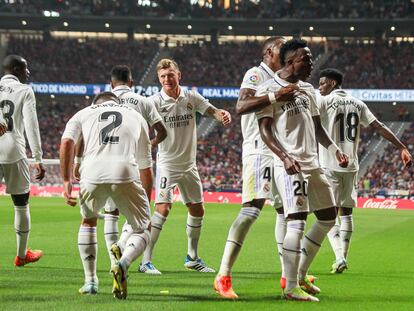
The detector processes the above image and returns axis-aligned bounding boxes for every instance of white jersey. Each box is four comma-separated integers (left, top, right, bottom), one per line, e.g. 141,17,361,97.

317,89,376,172
112,85,162,127
240,62,275,158
256,73,320,170
0,74,43,164
62,101,151,184
148,88,213,171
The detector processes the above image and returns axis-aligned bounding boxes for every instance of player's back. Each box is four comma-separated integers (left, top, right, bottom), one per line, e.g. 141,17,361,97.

72,102,150,184
113,86,161,126
0,75,36,163
318,89,376,172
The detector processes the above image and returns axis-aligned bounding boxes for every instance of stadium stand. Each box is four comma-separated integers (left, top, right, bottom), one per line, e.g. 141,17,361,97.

1,0,412,18
6,36,159,83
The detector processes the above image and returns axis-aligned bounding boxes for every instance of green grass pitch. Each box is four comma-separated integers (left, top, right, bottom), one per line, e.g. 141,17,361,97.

1,196,413,311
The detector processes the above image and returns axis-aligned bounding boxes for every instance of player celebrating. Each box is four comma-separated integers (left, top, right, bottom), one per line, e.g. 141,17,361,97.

318,68,412,273
256,39,348,302
215,36,297,299
138,58,231,275
0,55,45,267
60,92,152,299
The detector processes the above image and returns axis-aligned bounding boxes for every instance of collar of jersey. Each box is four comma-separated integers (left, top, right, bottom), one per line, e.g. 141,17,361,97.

274,72,299,87
260,62,275,78
112,85,131,97
160,87,185,102
331,89,347,96
1,74,20,82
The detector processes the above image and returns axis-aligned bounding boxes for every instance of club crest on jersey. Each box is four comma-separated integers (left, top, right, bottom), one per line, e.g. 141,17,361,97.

249,74,259,84
187,103,193,111
263,183,271,193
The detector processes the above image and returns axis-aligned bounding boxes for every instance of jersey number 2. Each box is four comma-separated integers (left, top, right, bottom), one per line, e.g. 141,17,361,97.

0,100,15,131
99,111,122,144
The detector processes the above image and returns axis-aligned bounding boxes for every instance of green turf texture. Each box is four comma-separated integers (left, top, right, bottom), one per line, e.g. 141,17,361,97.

0,196,413,311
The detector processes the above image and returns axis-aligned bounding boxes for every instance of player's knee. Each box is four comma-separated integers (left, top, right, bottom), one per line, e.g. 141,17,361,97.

187,202,204,217
155,203,171,217
339,207,353,216
275,206,284,214
314,206,337,221
243,199,265,210
287,211,307,221
11,193,30,206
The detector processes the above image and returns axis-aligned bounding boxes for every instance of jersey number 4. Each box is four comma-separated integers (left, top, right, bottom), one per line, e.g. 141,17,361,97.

99,111,122,144
334,112,359,142
0,100,15,132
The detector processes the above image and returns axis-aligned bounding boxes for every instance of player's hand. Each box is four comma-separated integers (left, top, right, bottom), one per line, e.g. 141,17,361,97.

217,109,232,126
283,156,301,175
0,122,7,136
275,84,299,102
33,163,46,181
401,148,412,168
63,181,77,206
73,163,81,181
336,150,349,168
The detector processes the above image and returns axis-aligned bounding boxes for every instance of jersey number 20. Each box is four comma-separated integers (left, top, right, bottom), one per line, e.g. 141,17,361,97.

99,111,122,144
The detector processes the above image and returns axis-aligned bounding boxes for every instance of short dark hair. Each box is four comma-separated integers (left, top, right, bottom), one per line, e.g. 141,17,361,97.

279,39,308,66
319,68,343,86
261,36,285,56
111,65,132,83
92,91,119,105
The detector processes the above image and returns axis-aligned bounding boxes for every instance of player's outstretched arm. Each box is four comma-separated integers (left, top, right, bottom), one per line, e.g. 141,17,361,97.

258,117,300,175
371,120,412,167
150,121,167,147
236,86,298,115
313,115,349,168
60,138,77,206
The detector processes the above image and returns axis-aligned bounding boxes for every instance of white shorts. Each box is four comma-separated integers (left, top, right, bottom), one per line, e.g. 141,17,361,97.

242,154,282,207
0,159,30,194
155,166,203,204
79,181,150,232
274,166,335,217
323,169,358,208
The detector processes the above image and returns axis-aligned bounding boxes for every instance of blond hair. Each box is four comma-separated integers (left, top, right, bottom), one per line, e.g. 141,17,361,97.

156,58,180,72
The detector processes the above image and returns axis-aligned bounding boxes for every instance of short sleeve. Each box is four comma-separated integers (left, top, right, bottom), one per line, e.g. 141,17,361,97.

307,88,319,117
143,98,163,127
192,91,213,114
360,102,377,127
62,112,82,143
240,68,263,91
316,94,327,115
256,104,274,120
136,120,152,169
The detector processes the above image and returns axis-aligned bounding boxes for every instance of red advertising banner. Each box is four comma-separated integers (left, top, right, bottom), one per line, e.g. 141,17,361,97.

1,186,414,210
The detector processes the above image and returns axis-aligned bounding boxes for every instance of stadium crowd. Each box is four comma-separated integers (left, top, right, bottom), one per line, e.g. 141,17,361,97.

5,35,414,89
1,0,412,19
359,122,414,199
6,36,158,83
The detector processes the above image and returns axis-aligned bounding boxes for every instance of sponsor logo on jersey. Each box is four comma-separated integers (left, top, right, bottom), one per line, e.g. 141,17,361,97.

249,74,259,84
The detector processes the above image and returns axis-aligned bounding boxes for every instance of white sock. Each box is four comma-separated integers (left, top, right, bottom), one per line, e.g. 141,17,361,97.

219,207,260,276
283,220,305,291
275,213,287,278
14,205,31,259
117,221,133,253
78,226,98,284
186,214,203,260
299,219,334,280
104,214,119,265
142,212,166,264
120,230,150,270
327,217,343,261
340,215,354,259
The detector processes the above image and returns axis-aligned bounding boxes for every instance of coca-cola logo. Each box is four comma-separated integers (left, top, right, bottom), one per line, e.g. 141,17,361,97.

362,199,398,209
